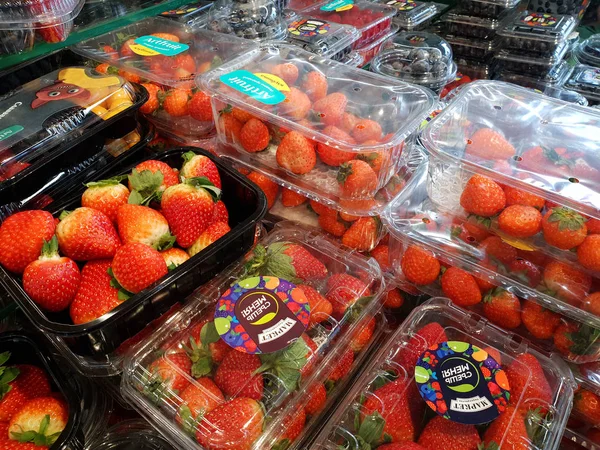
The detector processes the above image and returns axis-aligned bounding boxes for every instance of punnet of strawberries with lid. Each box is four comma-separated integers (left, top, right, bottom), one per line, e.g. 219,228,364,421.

121,222,386,450
383,80,600,364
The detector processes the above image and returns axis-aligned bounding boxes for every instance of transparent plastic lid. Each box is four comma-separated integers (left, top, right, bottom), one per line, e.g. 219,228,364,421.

498,11,577,45
312,298,575,450
564,64,600,103
421,80,600,220
575,34,600,68
458,0,520,7
339,49,363,66
75,17,257,89
284,16,361,57
0,67,136,180
206,0,288,41
494,59,573,88
443,33,496,52
354,22,399,55
159,1,212,27
494,39,569,67
0,0,84,29
122,222,385,450
382,0,439,28
382,30,453,60
441,11,507,30
541,86,589,106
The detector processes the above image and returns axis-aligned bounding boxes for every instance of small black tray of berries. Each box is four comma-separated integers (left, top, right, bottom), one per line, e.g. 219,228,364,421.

440,11,511,40
443,33,496,61
0,147,268,368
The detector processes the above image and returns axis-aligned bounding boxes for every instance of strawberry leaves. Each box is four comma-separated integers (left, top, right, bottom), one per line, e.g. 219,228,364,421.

185,177,221,201
128,169,164,206
547,207,586,232
183,321,220,378
244,243,300,284
255,337,311,392
11,414,61,446
84,175,127,189
107,267,132,301
0,352,18,400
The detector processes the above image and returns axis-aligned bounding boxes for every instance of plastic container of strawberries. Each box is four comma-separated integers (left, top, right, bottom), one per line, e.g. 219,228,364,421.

0,147,267,377
309,298,575,450
301,0,397,49
85,420,176,450
74,17,258,140
202,43,435,216
0,332,85,450
353,23,399,67
121,221,386,450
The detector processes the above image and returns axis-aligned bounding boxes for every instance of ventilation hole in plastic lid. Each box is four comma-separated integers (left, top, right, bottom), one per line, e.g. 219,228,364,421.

569,177,579,183
353,86,361,92
513,155,523,162
421,217,431,224
493,105,501,110
466,139,472,145
466,236,475,243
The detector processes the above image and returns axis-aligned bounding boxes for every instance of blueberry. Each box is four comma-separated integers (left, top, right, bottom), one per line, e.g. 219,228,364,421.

411,60,430,72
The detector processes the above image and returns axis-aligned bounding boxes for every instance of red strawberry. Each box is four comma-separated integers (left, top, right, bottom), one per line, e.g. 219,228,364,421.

275,408,306,448
541,207,587,250
161,248,190,269
8,397,68,447
482,288,521,329
239,119,270,153
111,243,168,294
543,261,591,306
117,204,174,250
441,267,482,307
230,107,256,123
341,217,380,251
196,398,264,450
326,273,370,317
350,317,376,352
81,177,129,224
246,171,279,210
482,406,528,450
298,285,332,325
140,83,162,115
370,244,391,272
400,246,440,285
305,383,327,415
128,160,179,203
220,112,243,142
120,38,136,57
0,161,31,182
465,127,516,160
577,234,600,271
498,205,542,238
509,258,542,288
189,91,213,122
393,323,447,368
460,174,506,217
180,152,221,188
327,347,354,382
301,71,328,102
214,351,263,400
188,221,230,256
341,112,359,133
161,179,220,248
0,360,50,423
271,63,299,85
418,416,480,450
147,353,192,398
212,201,229,224
176,378,225,434
276,131,316,175
313,93,347,126
279,87,311,120
163,89,189,117
69,259,122,324
352,119,382,143
573,389,600,426
316,126,355,166
503,186,545,210
0,211,55,274
506,353,552,413
281,188,306,207
337,160,378,198
319,213,347,237
23,236,80,312
248,242,328,282
583,292,600,316
520,300,560,340
480,236,518,266
384,288,404,309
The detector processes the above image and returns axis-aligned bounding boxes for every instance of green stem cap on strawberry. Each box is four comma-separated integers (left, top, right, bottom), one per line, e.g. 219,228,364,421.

546,207,586,232
40,235,60,260
184,177,221,201
11,414,61,447
0,352,19,400
254,338,311,393
566,324,600,355
107,267,133,301
183,321,220,378
128,169,165,206
84,175,128,189
351,410,389,450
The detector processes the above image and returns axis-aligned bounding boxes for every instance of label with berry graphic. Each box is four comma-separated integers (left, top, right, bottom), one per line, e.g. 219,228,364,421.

577,67,600,86
414,341,510,425
386,0,417,10
214,276,310,354
161,5,204,16
321,0,354,12
288,19,331,39
521,12,558,28
130,36,189,57
220,70,287,105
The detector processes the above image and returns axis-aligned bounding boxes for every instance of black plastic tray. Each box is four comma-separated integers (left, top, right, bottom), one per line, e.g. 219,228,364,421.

88,420,175,449
0,332,85,450
0,148,267,375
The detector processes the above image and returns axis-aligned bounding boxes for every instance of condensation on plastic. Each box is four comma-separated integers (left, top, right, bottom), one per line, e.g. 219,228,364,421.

353,23,398,67
564,64,600,106
575,35,600,68
310,298,575,450
202,44,435,215
121,222,385,450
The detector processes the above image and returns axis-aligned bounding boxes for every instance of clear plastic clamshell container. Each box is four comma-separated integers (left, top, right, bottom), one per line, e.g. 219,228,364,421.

564,64,600,106
339,50,364,66
381,0,440,31
159,1,213,28
493,59,573,89
202,44,435,215
441,11,508,40
122,222,385,450
575,35,600,68
456,0,520,19
283,16,361,61
493,39,569,76
75,17,257,139
568,363,600,430
353,23,398,67
540,85,589,106
301,0,397,49
457,57,493,79
86,420,176,450
206,0,288,40
496,11,577,57
311,298,575,450
443,34,496,61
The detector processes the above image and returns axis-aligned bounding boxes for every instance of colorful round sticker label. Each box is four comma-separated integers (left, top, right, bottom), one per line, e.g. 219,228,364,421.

288,19,331,38
214,276,310,354
522,13,557,27
415,341,510,425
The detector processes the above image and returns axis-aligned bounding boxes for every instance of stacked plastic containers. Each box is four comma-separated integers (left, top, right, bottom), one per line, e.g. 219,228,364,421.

383,80,600,366
121,222,386,450
568,363,600,438
310,298,575,450
159,1,213,28
365,0,442,32
0,0,84,55
371,31,457,95
75,17,257,143
563,63,600,106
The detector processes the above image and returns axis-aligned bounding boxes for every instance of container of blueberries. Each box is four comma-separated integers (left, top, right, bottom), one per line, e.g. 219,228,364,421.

443,34,496,61
495,11,577,57
456,58,493,79
493,38,569,76
456,0,520,19
574,35,600,68
383,0,440,31
527,0,587,16
564,64,600,105
283,15,361,61
440,12,511,40
206,0,288,40
493,59,573,88
371,31,457,94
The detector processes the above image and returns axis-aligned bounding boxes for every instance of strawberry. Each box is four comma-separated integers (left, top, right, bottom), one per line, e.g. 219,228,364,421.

188,221,230,256
22,236,80,312
182,318,231,376
482,406,528,450
506,353,552,413
212,201,229,225
342,217,380,251
301,71,328,102
81,177,129,224
117,204,174,250
0,211,55,274
69,259,122,324
8,397,67,447
176,378,225,434
350,317,375,352
588,218,600,234
274,408,306,449
482,288,521,329
146,352,192,400
573,389,600,426
318,214,347,237
140,83,162,115
441,267,482,307
370,244,391,272
316,126,355,166
309,200,336,217
219,112,243,142
460,174,506,217
327,347,353,382
498,205,542,238
230,107,256,123
214,351,263,400
0,359,50,424
151,32,180,42
465,127,516,160
111,242,168,294
313,93,347,126
360,378,423,444
180,152,221,188
189,91,213,122
239,118,270,153
357,150,384,173
271,63,299,85
279,87,311,120
352,119,382,143
298,285,332,325
400,246,440,285
163,89,189,117
509,258,542,288
340,112,359,133
281,188,306,207
0,161,31,182
337,160,378,198
100,45,118,61
276,131,316,175
418,416,480,450
379,444,427,450
118,69,140,84
518,146,571,178
0,438,45,449
161,179,220,248
520,301,560,340
304,383,326,415
129,160,180,200
326,273,370,317
384,288,404,309
196,397,264,450
583,292,600,316
119,38,136,58
393,323,447,368
480,236,518,265
503,186,545,210
577,234,600,271
246,172,279,209
461,221,491,242
542,261,591,306
541,207,588,250
161,248,190,269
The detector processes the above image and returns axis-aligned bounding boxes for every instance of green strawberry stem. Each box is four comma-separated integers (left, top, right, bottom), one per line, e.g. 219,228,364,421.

184,177,221,201
547,207,586,232
128,169,164,206
0,352,18,400
182,151,198,164
11,414,61,446
84,175,128,188
254,338,310,392
107,267,133,301
155,233,176,252
40,236,60,259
